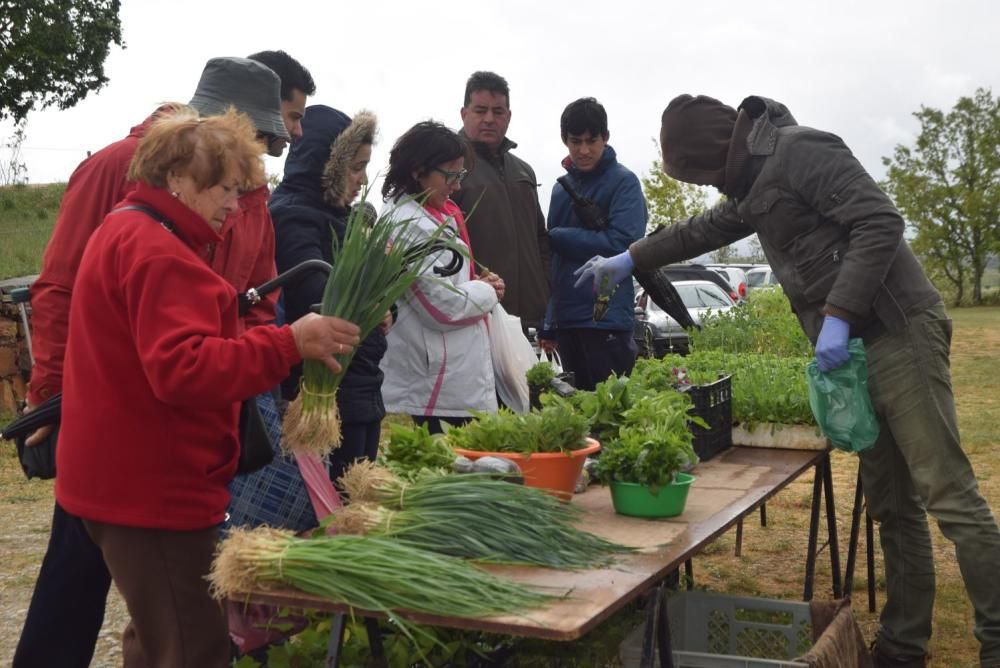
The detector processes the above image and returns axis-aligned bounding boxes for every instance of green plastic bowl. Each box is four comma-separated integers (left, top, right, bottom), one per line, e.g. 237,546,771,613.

609,473,696,518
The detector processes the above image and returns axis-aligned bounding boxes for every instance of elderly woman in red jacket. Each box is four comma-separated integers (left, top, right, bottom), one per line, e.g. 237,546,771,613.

53,108,360,667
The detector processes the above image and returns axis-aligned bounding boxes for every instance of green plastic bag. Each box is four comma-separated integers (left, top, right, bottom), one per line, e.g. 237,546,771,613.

806,339,879,452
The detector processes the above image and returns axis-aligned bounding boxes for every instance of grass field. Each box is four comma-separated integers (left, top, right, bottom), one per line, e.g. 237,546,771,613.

0,183,63,280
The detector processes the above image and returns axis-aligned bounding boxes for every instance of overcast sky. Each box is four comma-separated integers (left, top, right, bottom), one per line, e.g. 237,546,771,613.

3,0,999,219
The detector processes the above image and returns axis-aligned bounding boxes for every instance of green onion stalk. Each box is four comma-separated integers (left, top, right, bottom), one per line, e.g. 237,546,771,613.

339,462,633,569
210,527,559,646
283,196,466,456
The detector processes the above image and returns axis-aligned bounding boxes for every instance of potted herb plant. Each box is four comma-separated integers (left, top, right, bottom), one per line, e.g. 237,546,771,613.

526,361,557,411
591,391,702,518
446,402,598,501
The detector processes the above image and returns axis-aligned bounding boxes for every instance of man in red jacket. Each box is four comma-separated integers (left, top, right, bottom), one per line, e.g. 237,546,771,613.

14,53,315,668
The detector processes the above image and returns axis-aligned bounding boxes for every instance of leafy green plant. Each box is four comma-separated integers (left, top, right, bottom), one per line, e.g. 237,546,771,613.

689,288,812,357
525,360,556,388
445,402,590,454
379,422,455,480
660,351,814,426
556,375,636,443
592,391,702,490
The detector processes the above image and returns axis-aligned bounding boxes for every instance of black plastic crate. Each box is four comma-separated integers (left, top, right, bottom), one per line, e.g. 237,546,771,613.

682,375,733,462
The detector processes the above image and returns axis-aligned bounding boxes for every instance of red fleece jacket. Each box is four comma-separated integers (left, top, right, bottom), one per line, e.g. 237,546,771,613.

55,184,300,530
28,114,278,405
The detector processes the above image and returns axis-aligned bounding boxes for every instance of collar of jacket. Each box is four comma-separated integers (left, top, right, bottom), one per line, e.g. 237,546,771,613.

722,109,755,199
740,95,798,157
461,129,517,165
562,144,618,180
125,182,224,249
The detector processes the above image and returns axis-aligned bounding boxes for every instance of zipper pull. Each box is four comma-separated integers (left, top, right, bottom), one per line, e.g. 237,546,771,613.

833,250,841,262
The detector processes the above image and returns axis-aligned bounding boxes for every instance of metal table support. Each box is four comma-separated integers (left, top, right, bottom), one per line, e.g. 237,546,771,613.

843,466,878,612
804,453,842,601
325,614,386,667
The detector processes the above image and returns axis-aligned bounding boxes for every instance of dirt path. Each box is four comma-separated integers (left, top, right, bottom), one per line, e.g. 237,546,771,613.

0,458,128,667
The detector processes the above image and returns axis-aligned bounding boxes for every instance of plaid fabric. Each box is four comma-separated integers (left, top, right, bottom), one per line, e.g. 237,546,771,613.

225,392,320,534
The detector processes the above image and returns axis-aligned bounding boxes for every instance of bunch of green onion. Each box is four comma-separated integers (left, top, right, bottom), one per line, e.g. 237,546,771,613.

210,527,558,645
283,197,464,455
339,463,633,569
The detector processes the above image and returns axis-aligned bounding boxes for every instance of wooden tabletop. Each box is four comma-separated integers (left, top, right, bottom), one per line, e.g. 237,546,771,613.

235,446,828,641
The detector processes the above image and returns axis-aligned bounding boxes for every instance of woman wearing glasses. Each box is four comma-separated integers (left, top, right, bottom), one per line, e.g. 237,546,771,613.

379,121,505,433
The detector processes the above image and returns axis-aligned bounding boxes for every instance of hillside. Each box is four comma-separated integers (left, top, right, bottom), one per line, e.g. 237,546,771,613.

0,184,64,280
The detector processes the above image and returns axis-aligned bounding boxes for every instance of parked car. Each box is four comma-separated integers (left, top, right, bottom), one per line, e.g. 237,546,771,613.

746,265,780,291
659,263,741,303
634,279,737,357
706,265,748,300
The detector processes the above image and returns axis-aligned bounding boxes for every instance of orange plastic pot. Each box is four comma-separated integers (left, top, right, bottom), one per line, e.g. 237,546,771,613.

453,438,600,502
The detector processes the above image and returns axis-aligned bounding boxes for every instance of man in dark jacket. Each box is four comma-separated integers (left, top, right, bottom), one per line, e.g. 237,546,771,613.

577,94,1000,667
542,97,647,391
451,71,551,332
269,105,387,485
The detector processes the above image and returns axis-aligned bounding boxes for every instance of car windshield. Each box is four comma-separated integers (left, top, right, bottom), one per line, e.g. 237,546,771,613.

676,283,732,308
747,270,768,287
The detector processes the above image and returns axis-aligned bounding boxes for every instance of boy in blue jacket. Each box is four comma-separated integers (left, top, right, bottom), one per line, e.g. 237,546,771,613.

540,97,648,391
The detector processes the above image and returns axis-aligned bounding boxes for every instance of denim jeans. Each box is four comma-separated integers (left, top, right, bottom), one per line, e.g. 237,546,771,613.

13,503,111,668
860,302,1000,663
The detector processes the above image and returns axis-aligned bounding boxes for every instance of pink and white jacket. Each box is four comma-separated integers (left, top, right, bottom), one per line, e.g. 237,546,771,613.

378,196,498,417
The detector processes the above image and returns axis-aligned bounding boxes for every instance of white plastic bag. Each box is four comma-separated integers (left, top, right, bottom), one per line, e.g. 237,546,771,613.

488,305,536,413
537,348,564,374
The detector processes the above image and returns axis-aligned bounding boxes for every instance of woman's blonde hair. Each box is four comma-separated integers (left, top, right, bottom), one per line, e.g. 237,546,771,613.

128,107,266,191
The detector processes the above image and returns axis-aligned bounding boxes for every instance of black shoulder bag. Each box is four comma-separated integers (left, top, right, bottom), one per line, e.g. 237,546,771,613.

122,204,274,475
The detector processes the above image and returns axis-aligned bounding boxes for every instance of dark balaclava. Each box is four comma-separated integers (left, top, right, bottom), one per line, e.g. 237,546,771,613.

660,94,737,189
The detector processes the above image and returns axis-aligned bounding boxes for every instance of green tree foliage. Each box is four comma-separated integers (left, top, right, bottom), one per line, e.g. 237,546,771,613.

882,88,1000,305
0,0,124,122
641,158,709,233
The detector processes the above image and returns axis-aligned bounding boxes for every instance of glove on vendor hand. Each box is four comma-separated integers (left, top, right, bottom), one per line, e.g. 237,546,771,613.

815,315,851,372
573,251,634,294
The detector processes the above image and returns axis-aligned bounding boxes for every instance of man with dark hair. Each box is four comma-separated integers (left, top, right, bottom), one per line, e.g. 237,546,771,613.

576,94,1000,668
541,97,646,391
14,55,314,668
247,49,316,152
451,70,551,332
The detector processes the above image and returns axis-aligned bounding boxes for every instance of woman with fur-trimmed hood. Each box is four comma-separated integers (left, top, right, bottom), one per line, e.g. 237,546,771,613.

270,105,386,485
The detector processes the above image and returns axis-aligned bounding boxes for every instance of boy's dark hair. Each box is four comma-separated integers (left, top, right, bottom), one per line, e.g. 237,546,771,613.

247,50,316,100
382,121,471,201
463,71,510,107
560,97,609,142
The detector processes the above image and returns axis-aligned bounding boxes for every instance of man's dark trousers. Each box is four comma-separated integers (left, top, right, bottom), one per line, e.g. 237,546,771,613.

14,502,111,668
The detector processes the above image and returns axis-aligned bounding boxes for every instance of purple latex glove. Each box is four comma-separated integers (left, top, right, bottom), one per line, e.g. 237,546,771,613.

573,251,634,294
815,315,851,372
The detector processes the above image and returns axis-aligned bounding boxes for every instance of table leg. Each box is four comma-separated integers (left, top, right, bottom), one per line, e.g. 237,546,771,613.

325,612,348,668
364,617,387,667
822,455,842,598
760,503,768,527
866,510,877,612
804,462,823,601
734,518,744,557
844,468,864,597
640,584,675,668
684,559,694,590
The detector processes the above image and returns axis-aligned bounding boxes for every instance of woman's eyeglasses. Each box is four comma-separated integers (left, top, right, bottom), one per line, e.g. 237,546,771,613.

432,167,468,185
